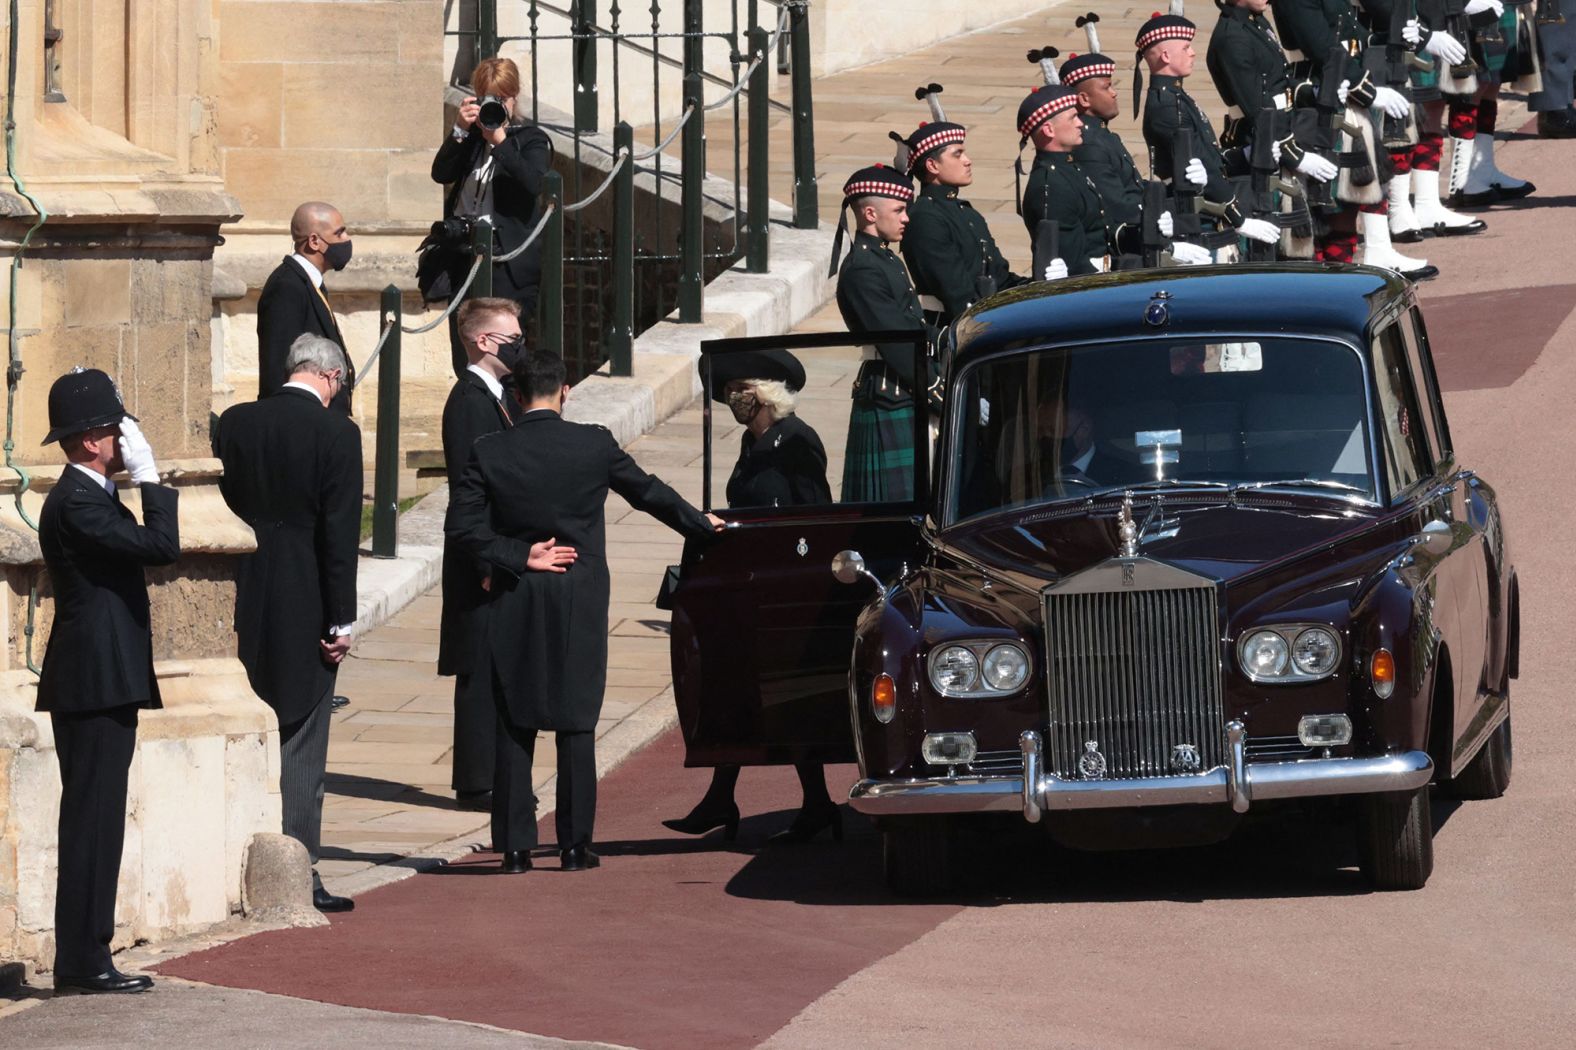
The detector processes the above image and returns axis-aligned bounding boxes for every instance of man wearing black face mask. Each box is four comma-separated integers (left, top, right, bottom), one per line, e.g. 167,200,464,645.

257,200,355,415
439,298,524,807
1039,403,1129,491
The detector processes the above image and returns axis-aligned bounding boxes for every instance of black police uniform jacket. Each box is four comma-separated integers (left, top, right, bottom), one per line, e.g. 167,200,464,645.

1070,114,1145,240
431,123,554,300
256,259,352,415
1144,75,1247,210
900,184,1026,322
214,387,363,725
35,471,180,714
445,409,714,733
835,231,936,404
438,370,515,677
1021,150,1110,276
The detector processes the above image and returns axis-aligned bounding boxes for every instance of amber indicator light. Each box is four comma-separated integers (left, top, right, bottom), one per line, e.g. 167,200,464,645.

872,673,897,723
1370,648,1396,698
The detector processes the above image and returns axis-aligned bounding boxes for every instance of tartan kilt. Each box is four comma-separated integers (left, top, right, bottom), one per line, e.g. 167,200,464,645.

840,397,916,503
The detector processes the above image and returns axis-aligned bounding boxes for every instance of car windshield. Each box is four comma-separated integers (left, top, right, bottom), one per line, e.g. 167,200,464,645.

946,337,1375,525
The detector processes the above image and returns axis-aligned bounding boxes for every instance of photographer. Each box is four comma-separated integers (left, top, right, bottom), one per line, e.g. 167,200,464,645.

431,58,554,379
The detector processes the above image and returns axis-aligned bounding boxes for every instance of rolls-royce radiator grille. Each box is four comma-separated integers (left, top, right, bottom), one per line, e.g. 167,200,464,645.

1043,582,1224,780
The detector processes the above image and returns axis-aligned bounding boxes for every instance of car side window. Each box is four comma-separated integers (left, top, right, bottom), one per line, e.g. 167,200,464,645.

1401,307,1453,468
1372,324,1433,500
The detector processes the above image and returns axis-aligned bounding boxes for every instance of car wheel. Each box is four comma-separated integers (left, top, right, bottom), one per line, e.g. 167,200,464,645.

1441,709,1512,800
882,819,956,896
1356,787,1435,891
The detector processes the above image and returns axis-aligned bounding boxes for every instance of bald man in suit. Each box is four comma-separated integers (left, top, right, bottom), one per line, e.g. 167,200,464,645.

257,201,355,415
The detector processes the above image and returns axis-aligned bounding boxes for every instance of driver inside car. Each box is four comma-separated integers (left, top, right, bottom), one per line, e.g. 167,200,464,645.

1039,403,1130,491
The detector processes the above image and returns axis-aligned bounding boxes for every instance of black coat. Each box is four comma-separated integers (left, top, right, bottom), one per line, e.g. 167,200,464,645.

726,415,833,509
35,470,180,714
1143,75,1248,213
214,387,363,725
1022,150,1111,276
1070,115,1146,241
445,409,713,732
431,123,554,299
256,258,352,415
438,370,516,676
835,231,937,404
900,184,1026,323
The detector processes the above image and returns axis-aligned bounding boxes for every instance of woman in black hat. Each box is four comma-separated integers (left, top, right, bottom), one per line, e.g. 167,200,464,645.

663,349,843,843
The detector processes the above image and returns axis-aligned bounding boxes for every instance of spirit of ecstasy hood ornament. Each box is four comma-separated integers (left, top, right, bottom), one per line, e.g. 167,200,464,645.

1117,493,1139,558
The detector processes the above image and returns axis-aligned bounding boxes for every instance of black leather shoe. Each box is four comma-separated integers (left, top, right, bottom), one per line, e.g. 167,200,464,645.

54,970,154,995
661,800,740,841
767,803,844,844
456,789,493,812
313,887,355,912
560,845,601,871
1401,264,1440,282
1537,110,1576,139
330,695,350,711
500,850,532,874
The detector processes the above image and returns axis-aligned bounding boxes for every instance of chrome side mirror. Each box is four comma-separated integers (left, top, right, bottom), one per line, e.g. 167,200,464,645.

831,549,884,591
1416,519,1453,556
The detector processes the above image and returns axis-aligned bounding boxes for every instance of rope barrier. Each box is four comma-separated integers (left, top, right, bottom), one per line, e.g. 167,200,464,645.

633,106,695,161
562,149,629,213
494,200,558,263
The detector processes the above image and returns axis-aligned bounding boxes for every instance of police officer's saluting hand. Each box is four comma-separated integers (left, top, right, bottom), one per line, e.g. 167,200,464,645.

36,368,179,995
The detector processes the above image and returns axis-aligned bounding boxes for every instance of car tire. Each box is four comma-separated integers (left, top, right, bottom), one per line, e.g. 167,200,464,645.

1441,709,1513,800
1356,786,1435,891
882,819,956,896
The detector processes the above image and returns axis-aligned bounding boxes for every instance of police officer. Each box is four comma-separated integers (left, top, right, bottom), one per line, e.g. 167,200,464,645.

830,164,937,504
36,369,179,994
1136,8,1281,253
897,84,1029,328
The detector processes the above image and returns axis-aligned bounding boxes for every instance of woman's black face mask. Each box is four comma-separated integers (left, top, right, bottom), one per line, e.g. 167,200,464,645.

726,389,761,425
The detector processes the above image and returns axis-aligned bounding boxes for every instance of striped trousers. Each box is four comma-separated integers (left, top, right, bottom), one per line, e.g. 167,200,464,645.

279,687,334,890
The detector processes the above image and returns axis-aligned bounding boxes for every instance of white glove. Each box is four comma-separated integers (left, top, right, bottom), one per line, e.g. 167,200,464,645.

1402,18,1423,47
1169,242,1213,266
1270,139,1283,165
1042,258,1069,281
1158,210,1174,238
1184,158,1207,188
1336,79,1350,105
118,419,160,485
1296,152,1339,182
1235,217,1280,244
1464,0,1504,16
1372,86,1411,119
1423,31,1467,66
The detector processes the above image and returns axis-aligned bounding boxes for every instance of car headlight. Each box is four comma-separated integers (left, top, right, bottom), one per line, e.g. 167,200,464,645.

1292,627,1341,676
928,640,1031,697
982,644,1030,692
1241,630,1289,678
930,645,979,693
1238,624,1343,683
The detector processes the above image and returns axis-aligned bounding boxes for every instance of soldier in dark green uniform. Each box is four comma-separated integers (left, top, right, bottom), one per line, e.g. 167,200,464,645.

1017,84,1111,278
830,164,936,503
1136,9,1280,254
896,87,1029,328
1059,18,1145,244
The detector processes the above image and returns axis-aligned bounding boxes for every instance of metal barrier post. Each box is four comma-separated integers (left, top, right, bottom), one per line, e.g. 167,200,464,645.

478,0,499,60
609,123,635,375
540,171,565,355
573,0,599,132
470,217,494,298
677,21,705,324
371,285,402,559
746,26,770,274
788,1,818,229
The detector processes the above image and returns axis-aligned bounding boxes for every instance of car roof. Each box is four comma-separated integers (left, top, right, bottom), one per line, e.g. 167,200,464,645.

950,263,1409,366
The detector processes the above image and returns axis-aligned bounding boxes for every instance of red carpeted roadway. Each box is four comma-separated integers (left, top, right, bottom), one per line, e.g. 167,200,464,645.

155,731,960,1049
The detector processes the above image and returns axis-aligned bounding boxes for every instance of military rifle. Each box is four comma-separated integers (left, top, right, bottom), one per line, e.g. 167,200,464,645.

1305,50,1346,210
1032,220,1061,281
1373,0,1422,150
1168,127,1205,243
1246,109,1282,263
1141,181,1171,268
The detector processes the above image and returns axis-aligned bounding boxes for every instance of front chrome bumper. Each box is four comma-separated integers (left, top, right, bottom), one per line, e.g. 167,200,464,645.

847,724,1435,820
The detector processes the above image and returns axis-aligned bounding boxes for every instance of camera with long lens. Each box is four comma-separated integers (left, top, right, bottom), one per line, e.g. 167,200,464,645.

477,95,510,131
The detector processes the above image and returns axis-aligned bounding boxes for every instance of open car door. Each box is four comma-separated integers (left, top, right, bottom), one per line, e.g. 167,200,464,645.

669,331,929,766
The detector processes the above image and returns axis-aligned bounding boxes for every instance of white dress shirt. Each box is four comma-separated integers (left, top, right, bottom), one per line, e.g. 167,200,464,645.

71,463,116,495
290,253,325,289
466,363,505,403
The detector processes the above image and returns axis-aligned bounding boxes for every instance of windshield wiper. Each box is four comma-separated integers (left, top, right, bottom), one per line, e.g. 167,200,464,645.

1091,479,1231,498
1230,478,1370,498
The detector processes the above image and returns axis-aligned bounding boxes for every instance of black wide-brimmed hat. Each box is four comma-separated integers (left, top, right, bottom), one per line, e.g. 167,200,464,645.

702,348,807,403
42,367,137,445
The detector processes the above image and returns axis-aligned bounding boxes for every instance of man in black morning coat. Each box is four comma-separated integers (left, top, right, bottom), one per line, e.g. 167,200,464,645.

214,334,362,912
446,351,722,874
439,297,524,808
256,200,354,415
36,368,179,994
